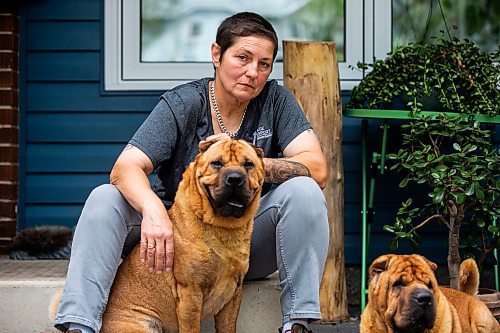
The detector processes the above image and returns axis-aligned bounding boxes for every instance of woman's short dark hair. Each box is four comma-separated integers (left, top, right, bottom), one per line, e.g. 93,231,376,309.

215,12,279,62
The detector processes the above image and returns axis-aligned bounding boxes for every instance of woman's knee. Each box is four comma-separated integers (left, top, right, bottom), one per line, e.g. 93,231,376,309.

86,184,126,207
278,177,328,231
81,184,130,221
277,178,329,256
282,177,326,210
87,184,122,201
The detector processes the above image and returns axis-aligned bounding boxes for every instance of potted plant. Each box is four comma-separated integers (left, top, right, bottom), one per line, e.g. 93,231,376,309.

348,36,499,117
347,35,499,291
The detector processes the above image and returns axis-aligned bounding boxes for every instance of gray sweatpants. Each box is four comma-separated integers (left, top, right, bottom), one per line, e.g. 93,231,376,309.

54,176,329,332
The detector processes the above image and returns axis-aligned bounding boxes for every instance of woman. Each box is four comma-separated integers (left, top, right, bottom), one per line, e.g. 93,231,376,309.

54,12,329,333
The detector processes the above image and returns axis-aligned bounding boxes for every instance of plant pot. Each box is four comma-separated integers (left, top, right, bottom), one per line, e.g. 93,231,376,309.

476,288,500,321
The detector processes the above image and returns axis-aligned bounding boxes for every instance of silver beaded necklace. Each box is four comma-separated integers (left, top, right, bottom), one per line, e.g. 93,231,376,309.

209,80,247,138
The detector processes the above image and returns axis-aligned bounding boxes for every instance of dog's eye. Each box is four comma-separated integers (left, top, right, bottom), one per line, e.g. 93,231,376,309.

211,161,223,169
392,280,404,288
244,161,254,169
427,281,433,289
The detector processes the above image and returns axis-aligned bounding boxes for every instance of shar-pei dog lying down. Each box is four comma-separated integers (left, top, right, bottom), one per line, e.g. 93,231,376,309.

102,139,265,333
361,254,499,333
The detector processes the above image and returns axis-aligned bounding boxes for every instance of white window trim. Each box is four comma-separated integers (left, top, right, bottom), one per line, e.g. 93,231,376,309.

104,0,391,91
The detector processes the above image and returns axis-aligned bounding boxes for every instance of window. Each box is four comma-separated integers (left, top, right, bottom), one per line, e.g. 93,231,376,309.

105,0,377,91
141,0,347,63
106,0,496,91
392,0,499,53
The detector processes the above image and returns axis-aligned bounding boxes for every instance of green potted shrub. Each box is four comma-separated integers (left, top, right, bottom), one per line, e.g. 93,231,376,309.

347,35,499,290
348,36,499,117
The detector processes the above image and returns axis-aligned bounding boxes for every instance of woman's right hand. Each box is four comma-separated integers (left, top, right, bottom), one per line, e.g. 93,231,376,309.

110,144,175,274
139,199,174,273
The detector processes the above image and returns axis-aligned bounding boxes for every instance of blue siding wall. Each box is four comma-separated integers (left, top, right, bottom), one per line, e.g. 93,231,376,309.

19,0,449,264
20,0,158,232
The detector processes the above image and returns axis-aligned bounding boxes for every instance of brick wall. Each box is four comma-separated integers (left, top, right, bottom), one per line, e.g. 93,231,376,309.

0,4,19,253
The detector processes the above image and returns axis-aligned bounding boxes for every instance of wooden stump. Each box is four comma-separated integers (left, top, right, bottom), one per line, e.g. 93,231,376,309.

283,41,348,322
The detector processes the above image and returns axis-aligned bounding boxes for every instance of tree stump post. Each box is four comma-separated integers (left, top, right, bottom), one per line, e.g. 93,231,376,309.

283,41,348,322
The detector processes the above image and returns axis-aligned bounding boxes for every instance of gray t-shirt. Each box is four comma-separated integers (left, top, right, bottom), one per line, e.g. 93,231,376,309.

129,77,311,208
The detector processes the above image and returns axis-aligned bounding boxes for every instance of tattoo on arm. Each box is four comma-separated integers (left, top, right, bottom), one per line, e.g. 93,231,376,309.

265,159,311,185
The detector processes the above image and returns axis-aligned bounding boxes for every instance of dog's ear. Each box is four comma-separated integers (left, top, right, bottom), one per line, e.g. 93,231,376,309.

422,257,438,271
199,135,231,153
198,140,217,153
369,254,394,281
414,254,437,271
235,139,264,159
250,144,264,159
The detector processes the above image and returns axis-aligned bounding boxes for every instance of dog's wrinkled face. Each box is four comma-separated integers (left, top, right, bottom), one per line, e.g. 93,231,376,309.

368,254,439,333
195,139,264,218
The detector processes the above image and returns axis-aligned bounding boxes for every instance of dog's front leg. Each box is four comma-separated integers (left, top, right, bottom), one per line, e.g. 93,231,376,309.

176,284,203,333
214,285,243,333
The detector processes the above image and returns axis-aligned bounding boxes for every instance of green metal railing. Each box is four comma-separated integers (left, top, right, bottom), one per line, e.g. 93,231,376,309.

346,108,500,123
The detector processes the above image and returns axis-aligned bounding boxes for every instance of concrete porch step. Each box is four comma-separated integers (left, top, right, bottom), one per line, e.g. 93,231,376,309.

0,257,359,332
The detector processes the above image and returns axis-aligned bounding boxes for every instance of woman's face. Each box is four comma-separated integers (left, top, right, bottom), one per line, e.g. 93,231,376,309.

212,35,275,103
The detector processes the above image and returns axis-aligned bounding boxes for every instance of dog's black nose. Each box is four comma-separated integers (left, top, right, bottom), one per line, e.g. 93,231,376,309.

413,290,433,308
225,172,245,187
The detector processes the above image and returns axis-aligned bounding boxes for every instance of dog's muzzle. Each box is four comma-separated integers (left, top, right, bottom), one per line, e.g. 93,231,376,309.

395,288,436,333
207,170,252,218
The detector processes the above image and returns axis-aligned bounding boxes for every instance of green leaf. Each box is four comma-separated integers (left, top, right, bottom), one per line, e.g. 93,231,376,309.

383,225,395,233
399,177,409,187
465,184,475,196
488,225,499,234
435,165,448,171
476,189,485,200
451,192,466,204
466,145,477,153
389,239,399,251
453,143,461,151
433,188,445,204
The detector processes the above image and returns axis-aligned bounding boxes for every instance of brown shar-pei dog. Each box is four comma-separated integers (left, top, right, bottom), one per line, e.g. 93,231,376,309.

102,139,265,332
360,254,500,333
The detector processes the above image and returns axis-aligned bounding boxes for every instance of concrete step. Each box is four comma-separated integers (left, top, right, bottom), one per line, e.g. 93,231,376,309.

0,257,359,332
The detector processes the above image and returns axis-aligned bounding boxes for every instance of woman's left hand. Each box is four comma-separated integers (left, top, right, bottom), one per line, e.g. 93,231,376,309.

200,133,231,146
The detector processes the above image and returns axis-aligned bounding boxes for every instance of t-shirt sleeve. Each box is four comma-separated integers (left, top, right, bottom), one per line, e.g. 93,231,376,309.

129,95,180,169
272,84,312,152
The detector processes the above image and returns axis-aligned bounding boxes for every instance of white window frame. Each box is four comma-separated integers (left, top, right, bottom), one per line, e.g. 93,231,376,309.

104,0,391,91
